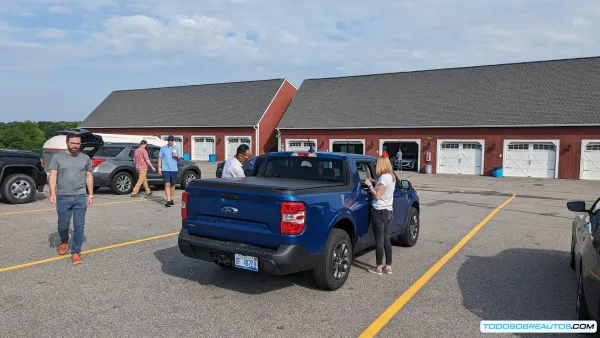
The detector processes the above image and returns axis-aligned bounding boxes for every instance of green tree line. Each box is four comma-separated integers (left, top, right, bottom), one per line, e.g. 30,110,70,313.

0,121,81,153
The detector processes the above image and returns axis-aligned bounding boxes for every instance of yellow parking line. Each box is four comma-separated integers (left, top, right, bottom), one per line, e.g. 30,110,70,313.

0,197,178,216
0,232,179,273
358,194,517,338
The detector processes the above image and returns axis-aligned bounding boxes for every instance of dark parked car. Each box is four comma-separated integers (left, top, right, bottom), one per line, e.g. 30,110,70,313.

55,129,201,195
0,148,47,204
567,197,600,321
215,155,260,178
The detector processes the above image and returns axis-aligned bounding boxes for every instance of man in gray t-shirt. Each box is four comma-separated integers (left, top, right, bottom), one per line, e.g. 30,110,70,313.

48,132,94,265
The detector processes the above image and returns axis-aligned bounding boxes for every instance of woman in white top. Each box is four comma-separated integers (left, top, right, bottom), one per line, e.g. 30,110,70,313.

365,156,396,275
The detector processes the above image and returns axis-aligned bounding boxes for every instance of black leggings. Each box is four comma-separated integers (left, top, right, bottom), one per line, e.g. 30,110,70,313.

372,207,393,265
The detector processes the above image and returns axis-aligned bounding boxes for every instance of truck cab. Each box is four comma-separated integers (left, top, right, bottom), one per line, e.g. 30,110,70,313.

178,151,420,290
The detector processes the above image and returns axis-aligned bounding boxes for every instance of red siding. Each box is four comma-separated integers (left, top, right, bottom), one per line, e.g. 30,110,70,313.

85,127,255,162
279,126,600,180
257,80,297,154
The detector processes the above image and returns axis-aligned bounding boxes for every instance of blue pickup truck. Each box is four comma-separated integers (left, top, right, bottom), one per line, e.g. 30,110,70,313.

178,151,420,290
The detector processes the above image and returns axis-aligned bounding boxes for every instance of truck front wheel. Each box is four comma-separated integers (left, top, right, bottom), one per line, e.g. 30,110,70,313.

1,173,37,204
313,228,352,291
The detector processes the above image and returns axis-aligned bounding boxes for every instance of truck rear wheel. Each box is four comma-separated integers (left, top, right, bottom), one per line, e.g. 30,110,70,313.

1,173,37,204
313,228,352,291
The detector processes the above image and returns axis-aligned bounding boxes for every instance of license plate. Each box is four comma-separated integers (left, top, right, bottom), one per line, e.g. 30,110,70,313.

234,254,258,272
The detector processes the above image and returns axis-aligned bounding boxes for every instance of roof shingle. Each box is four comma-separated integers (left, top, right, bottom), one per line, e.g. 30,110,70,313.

277,57,600,129
81,79,287,128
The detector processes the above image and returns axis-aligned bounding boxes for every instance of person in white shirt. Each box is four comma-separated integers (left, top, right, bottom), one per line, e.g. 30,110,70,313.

221,144,251,178
365,155,396,275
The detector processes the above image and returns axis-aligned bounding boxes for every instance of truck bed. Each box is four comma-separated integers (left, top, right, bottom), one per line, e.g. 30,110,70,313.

187,176,349,195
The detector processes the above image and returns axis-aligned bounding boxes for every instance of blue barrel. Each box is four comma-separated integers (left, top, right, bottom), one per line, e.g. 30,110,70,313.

209,154,216,162
183,153,190,160
492,167,503,178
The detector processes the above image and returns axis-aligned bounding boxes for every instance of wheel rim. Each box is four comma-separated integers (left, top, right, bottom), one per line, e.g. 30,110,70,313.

332,241,349,280
185,172,196,184
116,175,131,192
410,213,419,239
10,180,31,200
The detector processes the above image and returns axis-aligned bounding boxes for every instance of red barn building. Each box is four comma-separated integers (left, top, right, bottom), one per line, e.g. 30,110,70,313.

276,57,600,180
80,79,297,162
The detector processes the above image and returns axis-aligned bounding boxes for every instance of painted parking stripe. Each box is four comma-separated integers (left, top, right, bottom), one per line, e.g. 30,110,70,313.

359,194,517,337
0,196,181,216
0,232,179,273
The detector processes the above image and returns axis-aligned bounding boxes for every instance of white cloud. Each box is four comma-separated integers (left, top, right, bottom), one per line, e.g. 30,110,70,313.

0,0,599,83
36,28,67,39
48,6,71,14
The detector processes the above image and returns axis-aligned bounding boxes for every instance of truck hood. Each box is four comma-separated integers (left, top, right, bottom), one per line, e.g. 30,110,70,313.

0,148,41,158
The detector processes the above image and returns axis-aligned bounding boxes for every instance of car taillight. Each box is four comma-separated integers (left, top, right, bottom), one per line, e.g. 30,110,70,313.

92,158,105,168
281,202,306,235
181,192,188,220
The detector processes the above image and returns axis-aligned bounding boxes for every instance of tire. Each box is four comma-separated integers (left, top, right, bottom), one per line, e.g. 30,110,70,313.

110,171,134,195
395,207,419,247
576,266,591,320
313,228,352,291
1,173,37,204
180,170,198,190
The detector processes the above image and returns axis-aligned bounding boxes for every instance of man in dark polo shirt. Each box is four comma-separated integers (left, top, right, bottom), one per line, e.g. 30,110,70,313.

48,132,94,265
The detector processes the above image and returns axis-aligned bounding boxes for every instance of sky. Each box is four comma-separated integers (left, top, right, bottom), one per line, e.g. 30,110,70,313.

0,0,599,122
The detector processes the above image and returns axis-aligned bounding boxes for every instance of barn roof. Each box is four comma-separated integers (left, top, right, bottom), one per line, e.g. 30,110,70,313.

80,79,288,128
277,56,600,129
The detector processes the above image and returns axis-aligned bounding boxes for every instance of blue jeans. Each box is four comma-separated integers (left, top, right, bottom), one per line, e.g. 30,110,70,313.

56,194,88,254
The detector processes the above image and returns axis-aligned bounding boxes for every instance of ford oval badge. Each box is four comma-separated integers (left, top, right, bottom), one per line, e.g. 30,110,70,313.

221,206,238,214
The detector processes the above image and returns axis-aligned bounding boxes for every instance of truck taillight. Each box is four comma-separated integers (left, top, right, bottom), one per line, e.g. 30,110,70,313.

181,192,188,220
281,202,306,235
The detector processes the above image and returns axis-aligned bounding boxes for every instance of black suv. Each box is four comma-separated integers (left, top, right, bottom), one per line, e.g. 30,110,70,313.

0,148,47,204
46,129,202,195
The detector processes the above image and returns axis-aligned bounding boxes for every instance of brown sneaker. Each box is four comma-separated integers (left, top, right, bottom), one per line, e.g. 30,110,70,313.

58,242,68,255
72,253,82,265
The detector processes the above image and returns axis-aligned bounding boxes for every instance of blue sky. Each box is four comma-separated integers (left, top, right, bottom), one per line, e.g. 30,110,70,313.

1,0,599,122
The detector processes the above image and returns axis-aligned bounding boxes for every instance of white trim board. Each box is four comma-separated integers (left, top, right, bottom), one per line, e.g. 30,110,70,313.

502,139,560,179
436,139,486,176
379,139,422,172
580,139,600,180
328,139,366,154
190,135,216,161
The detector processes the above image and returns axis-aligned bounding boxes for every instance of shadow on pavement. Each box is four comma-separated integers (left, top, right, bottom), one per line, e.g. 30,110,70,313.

458,248,584,338
48,230,87,249
154,246,320,294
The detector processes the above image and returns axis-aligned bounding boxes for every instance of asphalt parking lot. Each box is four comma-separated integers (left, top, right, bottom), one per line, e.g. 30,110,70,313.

0,170,598,337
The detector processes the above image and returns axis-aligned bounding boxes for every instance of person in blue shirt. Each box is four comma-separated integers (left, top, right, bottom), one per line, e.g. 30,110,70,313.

158,135,181,207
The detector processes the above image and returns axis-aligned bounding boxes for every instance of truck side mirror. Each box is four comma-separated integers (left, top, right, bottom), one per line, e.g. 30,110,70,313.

567,201,587,213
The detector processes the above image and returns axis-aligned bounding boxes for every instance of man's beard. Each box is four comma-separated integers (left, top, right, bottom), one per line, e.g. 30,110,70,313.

67,146,80,155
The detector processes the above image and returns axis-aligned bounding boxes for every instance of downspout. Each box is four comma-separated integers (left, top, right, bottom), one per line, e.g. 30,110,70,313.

254,125,259,155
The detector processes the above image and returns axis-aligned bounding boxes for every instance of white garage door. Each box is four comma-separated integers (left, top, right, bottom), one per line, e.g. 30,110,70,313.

161,135,183,152
192,137,215,161
438,142,483,175
504,142,556,178
226,137,251,157
582,142,600,180
287,140,315,152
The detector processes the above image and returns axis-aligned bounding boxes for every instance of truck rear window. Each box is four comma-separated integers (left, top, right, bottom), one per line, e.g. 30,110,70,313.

260,157,345,182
